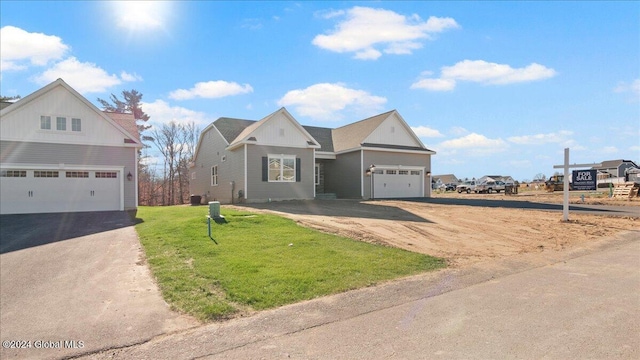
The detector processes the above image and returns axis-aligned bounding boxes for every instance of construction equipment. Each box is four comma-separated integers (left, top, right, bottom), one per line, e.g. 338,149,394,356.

544,174,572,192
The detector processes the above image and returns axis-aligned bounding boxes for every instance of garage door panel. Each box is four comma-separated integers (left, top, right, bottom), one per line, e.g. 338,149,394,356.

0,169,121,214
373,169,422,198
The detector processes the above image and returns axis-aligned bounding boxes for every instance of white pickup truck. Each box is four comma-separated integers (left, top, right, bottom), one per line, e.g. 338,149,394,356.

456,180,477,193
476,180,506,193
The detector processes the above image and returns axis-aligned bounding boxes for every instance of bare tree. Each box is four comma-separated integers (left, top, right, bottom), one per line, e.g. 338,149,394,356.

150,122,180,205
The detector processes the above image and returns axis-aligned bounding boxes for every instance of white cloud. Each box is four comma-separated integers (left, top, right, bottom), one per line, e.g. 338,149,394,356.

312,7,459,60
142,99,211,126
412,60,557,91
442,60,556,85
508,130,573,145
169,81,254,100
614,79,640,94
277,83,387,121
120,71,143,82
34,57,120,93
449,126,469,136
410,78,456,91
33,57,140,93
411,125,444,138
600,146,618,154
437,133,509,155
0,26,69,71
614,79,640,102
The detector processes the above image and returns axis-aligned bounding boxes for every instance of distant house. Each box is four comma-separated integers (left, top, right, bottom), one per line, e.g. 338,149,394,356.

0,79,142,215
592,159,638,178
478,175,515,184
189,108,435,203
432,174,459,188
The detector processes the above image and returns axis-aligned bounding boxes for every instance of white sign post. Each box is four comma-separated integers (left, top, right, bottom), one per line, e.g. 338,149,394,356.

553,148,601,221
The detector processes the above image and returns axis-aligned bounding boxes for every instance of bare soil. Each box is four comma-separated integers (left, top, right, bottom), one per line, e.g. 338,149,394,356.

232,191,639,267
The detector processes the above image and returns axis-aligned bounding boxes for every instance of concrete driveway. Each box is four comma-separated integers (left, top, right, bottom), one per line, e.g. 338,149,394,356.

0,212,196,360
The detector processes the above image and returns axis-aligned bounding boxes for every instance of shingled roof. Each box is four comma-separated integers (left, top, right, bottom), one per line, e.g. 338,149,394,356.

213,117,256,143
331,110,394,153
303,125,334,152
103,111,140,143
207,109,433,154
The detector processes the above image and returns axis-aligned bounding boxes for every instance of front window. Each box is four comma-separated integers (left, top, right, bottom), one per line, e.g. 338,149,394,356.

315,164,320,185
56,117,66,130
269,155,295,182
211,165,218,186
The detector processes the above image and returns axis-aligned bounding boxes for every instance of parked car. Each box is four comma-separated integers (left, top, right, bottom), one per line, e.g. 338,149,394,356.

444,183,457,191
476,180,506,194
456,180,477,193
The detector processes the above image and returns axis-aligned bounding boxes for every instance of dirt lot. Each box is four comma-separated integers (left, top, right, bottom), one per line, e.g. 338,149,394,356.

233,191,639,267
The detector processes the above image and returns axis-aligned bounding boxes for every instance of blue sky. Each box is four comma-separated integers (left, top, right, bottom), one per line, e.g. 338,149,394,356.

1,1,638,181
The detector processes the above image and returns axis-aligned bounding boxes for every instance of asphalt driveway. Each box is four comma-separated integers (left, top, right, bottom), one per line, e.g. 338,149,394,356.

0,212,196,359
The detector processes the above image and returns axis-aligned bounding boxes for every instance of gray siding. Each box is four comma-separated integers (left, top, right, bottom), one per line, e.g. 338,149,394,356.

190,128,245,204
0,140,138,210
362,150,432,198
324,150,362,198
246,145,314,202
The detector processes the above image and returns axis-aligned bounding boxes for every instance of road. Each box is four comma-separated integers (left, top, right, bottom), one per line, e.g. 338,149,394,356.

84,230,639,359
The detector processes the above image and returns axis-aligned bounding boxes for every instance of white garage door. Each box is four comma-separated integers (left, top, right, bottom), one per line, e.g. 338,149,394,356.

0,169,121,215
373,169,423,198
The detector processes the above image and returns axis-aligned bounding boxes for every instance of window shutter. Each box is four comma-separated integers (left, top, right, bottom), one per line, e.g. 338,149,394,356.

296,158,301,182
262,157,268,181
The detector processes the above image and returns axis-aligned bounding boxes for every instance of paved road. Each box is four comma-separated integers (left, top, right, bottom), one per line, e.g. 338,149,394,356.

0,212,196,360
84,231,640,360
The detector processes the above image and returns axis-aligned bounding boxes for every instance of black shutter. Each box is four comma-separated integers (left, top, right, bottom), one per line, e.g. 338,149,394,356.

296,158,301,182
262,157,268,181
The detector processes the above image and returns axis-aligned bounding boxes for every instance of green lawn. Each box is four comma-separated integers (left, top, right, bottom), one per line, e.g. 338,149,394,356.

135,206,445,321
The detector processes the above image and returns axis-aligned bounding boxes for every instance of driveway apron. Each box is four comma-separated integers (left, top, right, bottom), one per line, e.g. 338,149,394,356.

0,212,196,360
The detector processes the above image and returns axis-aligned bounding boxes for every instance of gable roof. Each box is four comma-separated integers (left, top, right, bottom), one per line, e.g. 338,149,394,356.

226,108,320,150
433,174,459,183
331,110,434,154
0,78,142,147
213,117,256,143
594,159,638,169
303,125,334,152
332,110,393,153
103,112,140,143
194,107,435,160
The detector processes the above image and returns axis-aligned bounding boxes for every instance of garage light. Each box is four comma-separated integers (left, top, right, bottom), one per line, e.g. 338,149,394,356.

127,172,133,181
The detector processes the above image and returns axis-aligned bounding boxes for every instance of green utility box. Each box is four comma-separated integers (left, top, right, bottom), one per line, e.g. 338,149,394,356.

209,201,221,218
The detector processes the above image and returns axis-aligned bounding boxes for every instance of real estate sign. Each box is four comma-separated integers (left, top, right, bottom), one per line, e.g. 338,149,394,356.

572,169,597,190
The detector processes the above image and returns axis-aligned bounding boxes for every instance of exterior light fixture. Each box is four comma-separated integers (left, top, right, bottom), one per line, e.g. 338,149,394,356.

127,172,133,181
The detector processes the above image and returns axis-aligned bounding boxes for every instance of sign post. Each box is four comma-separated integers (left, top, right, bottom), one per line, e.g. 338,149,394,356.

553,148,601,221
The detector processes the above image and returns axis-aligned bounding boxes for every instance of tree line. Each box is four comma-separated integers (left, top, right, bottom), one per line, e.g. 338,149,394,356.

98,90,198,206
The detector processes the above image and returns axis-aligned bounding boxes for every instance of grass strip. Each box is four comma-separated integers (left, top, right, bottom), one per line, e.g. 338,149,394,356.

136,205,445,321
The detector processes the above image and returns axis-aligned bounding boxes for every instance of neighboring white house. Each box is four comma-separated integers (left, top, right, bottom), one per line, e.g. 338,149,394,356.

0,79,142,215
189,107,435,203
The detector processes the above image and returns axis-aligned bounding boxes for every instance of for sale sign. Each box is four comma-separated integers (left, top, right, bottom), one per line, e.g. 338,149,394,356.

572,169,597,190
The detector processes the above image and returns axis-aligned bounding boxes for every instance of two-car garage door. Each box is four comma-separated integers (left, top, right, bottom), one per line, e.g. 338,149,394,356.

372,168,424,198
0,168,122,215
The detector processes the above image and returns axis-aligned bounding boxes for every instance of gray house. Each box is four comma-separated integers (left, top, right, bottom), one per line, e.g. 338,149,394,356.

0,79,142,215
593,159,639,178
189,108,435,203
